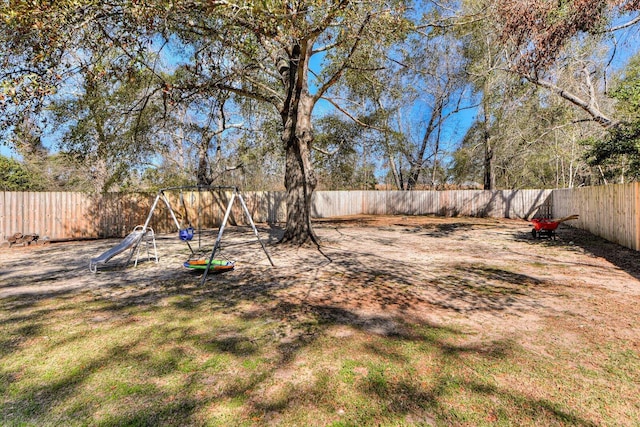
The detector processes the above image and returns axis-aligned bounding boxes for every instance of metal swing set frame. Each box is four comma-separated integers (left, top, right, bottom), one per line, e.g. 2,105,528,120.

91,185,273,284
149,185,274,284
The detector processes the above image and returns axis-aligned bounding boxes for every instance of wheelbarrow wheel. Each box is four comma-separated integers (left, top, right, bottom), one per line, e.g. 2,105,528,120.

531,228,538,239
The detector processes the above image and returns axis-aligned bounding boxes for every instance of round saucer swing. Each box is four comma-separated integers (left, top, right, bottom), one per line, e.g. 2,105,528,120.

175,187,235,273
182,258,235,272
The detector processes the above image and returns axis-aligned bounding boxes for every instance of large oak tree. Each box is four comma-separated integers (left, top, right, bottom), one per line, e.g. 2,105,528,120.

1,0,410,244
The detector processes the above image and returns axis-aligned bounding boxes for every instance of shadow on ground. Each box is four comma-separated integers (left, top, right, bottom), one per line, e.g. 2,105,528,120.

0,220,629,426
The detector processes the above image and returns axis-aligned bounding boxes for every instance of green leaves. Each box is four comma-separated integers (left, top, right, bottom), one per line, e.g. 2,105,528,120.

611,55,640,116
583,53,640,181
0,155,44,191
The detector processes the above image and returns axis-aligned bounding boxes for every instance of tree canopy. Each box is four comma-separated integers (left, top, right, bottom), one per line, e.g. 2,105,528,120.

1,0,411,244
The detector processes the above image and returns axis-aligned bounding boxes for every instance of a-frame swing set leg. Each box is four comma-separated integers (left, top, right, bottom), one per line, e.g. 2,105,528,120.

237,193,274,267
201,190,274,285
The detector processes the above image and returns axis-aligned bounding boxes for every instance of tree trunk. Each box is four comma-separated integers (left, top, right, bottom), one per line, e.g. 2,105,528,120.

431,120,442,188
407,98,442,190
482,95,494,190
196,139,211,186
279,42,318,245
281,94,317,245
483,136,493,190
387,153,403,190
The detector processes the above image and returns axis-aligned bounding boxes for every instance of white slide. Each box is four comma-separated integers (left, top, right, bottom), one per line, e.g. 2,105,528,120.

89,227,147,272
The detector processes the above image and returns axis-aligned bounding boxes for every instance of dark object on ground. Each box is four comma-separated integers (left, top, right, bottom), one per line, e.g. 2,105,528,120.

3,232,50,247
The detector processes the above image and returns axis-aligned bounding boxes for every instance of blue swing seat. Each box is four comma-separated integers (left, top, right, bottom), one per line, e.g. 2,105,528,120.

179,227,195,241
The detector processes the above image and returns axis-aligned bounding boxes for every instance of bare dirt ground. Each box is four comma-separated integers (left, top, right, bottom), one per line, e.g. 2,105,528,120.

1,215,639,352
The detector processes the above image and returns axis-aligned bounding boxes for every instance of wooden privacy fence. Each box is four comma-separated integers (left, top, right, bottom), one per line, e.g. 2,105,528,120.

552,183,640,251
311,190,552,218
1,189,550,242
0,190,288,241
3,186,639,250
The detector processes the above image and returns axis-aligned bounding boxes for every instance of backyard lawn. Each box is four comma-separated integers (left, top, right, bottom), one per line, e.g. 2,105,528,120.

1,216,639,426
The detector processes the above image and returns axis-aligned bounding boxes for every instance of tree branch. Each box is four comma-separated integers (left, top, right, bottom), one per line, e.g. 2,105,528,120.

605,14,640,32
523,74,615,128
310,0,350,36
314,13,372,102
320,96,387,132
312,145,338,155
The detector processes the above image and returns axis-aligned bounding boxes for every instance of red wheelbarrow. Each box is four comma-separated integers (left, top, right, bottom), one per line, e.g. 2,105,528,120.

531,215,579,239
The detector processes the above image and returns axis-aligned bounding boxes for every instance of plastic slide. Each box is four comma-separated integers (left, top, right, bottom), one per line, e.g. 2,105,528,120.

89,228,146,273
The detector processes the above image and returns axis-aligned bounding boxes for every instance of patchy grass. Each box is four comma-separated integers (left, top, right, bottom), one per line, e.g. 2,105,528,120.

1,218,639,426
1,281,638,427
